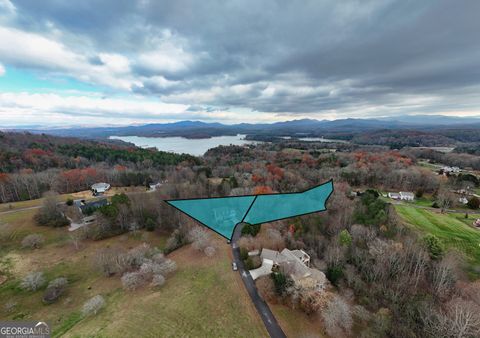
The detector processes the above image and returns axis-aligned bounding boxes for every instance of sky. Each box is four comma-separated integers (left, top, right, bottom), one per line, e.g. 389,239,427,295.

0,0,479,126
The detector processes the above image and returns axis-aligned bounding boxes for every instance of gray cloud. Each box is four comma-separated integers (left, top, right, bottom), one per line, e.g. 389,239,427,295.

5,0,480,120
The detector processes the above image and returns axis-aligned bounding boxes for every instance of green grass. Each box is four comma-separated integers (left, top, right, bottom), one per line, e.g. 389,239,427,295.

396,205,480,272
52,311,84,338
68,253,267,337
412,197,434,207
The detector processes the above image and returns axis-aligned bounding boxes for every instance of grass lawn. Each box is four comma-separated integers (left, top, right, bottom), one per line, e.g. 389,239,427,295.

63,242,267,338
412,196,434,207
0,208,266,337
395,205,480,275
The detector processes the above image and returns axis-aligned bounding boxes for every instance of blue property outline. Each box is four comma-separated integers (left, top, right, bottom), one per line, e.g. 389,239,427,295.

165,180,334,240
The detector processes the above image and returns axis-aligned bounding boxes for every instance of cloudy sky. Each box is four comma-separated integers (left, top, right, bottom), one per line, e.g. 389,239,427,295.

0,0,479,126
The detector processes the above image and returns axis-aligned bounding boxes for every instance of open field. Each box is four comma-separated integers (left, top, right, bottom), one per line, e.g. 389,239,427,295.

68,242,267,337
395,205,480,273
0,208,267,337
0,186,148,213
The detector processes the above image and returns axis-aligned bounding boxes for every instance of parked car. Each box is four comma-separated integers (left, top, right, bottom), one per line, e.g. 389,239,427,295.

232,262,238,271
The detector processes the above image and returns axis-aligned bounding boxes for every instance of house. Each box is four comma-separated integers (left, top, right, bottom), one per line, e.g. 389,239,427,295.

459,197,469,204
250,248,325,290
91,182,110,195
388,192,414,201
399,192,415,201
388,192,401,200
440,166,461,175
75,198,108,214
149,182,162,191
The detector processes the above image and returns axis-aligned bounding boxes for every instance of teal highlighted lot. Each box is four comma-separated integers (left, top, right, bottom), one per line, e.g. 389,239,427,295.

166,180,333,240
243,180,333,225
167,196,255,238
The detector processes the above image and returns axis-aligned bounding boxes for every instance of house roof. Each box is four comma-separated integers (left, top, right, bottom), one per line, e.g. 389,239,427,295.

80,198,108,211
400,192,414,197
261,248,288,263
91,182,110,190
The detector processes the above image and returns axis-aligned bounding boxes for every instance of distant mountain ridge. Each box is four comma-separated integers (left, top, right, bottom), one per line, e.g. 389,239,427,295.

15,115,480,140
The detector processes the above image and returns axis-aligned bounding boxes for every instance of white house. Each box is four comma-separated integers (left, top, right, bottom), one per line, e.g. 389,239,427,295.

149,182,162,191
399,192,415,201
388,192,401,200
91,182,110,195
441,166,461,174
388,192,414,201
459,197,469,205
250,248,325,290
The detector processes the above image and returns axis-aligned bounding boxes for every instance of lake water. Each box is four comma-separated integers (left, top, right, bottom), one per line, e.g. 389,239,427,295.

110,134,258,156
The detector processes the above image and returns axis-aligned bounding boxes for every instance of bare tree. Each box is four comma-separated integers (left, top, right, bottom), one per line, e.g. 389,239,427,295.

188,226,211,251
322,295,353,337
121,271,146,291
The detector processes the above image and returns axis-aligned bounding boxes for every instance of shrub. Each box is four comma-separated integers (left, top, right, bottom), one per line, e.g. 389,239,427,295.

189,227,210,251
240,247,249,261
82,295,105,316
151,274,166,288
139,261,164,276
145,218,156,231
241,223,261,237
151,253,166,264
245,257,255,270
66,198,74,206
121,271,146,291
271,272,289,296
339,229,352,247
157,259,177,276
424,234,445,260
467,196,480,210
43,278,68,304
21,234,45,249
326,266,344,286
204,246,216,257
126,244,150,268
164,227,189,254
20,272,46,291
48,277,68,289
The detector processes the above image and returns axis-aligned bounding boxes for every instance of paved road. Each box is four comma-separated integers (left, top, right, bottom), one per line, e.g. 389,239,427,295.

231,223,286,338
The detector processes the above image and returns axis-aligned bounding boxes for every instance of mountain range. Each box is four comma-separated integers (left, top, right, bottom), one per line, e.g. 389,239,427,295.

6,115,480,140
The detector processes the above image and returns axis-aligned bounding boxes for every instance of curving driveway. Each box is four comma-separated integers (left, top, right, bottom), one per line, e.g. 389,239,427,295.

231,223,286,338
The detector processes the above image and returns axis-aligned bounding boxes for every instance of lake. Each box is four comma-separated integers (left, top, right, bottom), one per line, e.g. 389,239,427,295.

109,134,258,156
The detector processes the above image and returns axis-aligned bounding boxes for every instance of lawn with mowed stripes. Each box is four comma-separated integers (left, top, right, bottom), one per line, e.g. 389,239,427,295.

395,205,480,273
